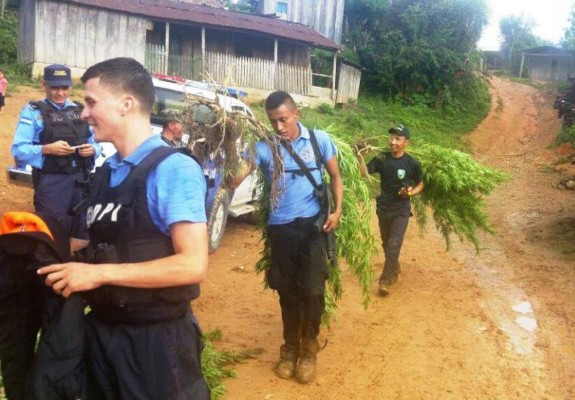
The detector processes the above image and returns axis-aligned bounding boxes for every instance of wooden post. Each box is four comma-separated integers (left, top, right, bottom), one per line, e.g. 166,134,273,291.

1,0,5,19
331,51,338,101
519,53,525,78
201,27,206,81
274,39,278,88
165,22,170,74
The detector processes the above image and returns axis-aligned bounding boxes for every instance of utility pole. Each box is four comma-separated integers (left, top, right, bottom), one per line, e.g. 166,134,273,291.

1,0,5,18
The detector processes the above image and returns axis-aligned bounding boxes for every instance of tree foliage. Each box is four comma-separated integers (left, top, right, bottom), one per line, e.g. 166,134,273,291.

223,0,258,14
0,9,18,64
344,0,488,106
562,5,575,50
499,15,542,75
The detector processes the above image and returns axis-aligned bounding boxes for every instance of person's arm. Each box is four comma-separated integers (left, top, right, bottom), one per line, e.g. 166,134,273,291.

399,158,425,198
356,151,369,178
37,221,208,298
11,106,49,168
323,155,343,232
400,180,424,198
226,158,256,190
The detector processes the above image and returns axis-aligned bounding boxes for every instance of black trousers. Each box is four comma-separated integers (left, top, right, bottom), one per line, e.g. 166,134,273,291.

0,284,41,400
84,310,210,400
376,206,411,283
267,216,328,352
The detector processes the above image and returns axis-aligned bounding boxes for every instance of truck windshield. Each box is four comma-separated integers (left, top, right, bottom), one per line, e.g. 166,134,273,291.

152,87,187,122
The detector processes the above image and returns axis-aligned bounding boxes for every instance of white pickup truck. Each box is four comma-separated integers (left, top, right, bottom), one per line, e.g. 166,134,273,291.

7,75,260,253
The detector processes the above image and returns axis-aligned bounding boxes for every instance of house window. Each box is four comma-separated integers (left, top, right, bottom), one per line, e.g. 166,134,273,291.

276,1,288,18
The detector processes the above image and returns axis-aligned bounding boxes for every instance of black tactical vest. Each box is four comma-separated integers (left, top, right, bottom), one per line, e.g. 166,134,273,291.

82,146,200,315
32,101,93,174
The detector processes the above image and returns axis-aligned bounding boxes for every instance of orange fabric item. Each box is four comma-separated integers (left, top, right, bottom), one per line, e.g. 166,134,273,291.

0,211,54,240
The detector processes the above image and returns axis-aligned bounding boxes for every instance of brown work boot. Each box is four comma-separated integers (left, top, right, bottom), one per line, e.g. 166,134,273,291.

378,280,390,296
295,354,317,383
275,345,298,379
296,337,319,383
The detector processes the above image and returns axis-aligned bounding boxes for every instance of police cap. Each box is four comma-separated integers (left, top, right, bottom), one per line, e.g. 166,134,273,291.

43,64,73,87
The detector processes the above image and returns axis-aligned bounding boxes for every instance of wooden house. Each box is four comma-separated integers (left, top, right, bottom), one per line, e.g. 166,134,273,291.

256,0,345,45
519,46,575,83
18,0,361,104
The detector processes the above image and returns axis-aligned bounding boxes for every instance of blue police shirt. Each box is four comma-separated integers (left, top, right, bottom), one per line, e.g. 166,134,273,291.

256,123,337,225
105,134,207,234
11,98,101,168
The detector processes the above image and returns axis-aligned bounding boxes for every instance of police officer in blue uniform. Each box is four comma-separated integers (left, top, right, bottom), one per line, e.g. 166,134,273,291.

11,64,101,252
230,91,343,384
38,58,210,399
160,108,185,147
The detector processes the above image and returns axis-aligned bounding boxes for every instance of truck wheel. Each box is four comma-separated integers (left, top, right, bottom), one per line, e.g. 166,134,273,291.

207,188,230,254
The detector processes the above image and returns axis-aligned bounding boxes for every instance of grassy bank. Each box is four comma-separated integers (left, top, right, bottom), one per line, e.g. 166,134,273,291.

251,84,491,151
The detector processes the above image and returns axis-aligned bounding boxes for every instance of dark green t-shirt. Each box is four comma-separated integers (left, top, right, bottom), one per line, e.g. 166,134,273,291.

367,152,423,209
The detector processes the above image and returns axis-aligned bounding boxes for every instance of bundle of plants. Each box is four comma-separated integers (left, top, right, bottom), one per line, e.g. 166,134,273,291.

255,134,377,325
355,139,509,252
180,94,285,206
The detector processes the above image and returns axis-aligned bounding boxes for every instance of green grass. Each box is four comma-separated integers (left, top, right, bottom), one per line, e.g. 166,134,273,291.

252,89,490,152
0,63,35,87
553,125,575,146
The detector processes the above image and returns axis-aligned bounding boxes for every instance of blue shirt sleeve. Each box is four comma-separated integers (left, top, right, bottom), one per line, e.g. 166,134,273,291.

315,130,337,165
147,153,208,234
11,104,44,168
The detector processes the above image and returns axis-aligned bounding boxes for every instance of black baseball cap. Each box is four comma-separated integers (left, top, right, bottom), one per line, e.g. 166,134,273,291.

43,64,73,87
389,125,410,139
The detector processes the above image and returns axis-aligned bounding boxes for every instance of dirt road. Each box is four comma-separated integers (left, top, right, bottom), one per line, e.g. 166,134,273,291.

1,77,574,399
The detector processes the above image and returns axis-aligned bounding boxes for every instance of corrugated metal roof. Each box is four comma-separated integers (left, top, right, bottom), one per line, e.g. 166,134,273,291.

65,0,340,50
522,46,575,56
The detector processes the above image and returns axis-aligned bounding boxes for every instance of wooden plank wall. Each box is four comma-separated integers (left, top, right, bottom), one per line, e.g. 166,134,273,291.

205,52,312,95
260,0,344,44
145,46,312,95
336,63,361,104
33,0,148,69
17,0,36,64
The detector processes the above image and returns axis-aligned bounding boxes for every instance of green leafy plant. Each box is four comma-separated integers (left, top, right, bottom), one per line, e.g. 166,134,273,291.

201,329,263,400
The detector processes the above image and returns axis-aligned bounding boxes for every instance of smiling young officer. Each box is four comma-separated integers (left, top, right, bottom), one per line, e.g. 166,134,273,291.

11,64,101,252
358,125,424,296
38,58,210,399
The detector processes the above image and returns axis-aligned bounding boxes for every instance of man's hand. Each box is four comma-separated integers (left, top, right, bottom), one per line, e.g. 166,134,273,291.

323,211,341,232
38,262,103,298
43,140,75,156
77,144,96,158
398,186,413,198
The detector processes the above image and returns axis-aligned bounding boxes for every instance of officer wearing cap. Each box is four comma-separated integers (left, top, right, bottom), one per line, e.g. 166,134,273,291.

11,64,101,252
357,125,424,296
160,108,185,147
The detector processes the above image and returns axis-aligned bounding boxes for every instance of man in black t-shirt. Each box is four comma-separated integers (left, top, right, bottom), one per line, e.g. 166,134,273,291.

358,125,424,296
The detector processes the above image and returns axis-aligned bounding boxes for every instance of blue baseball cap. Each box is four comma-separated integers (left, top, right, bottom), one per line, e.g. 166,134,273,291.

43,64,72,87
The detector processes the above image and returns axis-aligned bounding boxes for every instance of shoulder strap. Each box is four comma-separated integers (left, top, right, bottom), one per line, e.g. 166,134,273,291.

126,146,179,190
309,129,323,171
281,139,322,190
31,100,52,113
